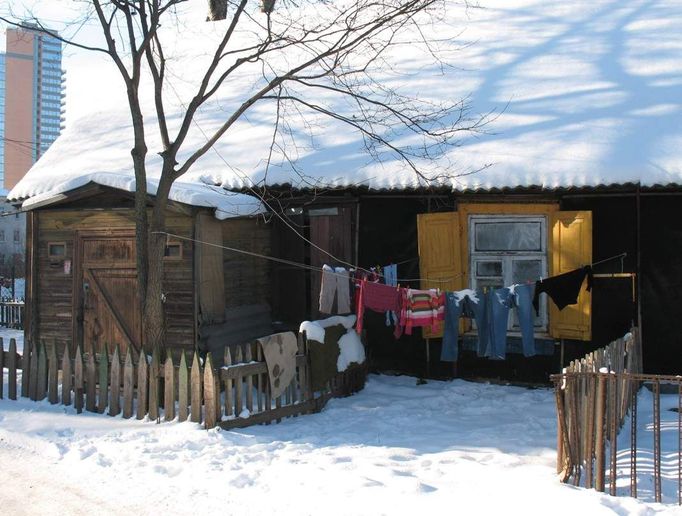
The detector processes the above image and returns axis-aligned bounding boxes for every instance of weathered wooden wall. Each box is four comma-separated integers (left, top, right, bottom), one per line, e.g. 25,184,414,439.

35,206,195,351
221,217,271,309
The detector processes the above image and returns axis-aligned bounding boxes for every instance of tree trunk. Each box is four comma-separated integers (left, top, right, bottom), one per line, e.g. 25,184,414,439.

143,225,166,353
141,173,174,353
207,0,228,21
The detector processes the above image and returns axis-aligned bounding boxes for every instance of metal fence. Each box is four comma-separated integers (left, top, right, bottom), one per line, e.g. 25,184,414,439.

0,298,24,329
551,328,682,504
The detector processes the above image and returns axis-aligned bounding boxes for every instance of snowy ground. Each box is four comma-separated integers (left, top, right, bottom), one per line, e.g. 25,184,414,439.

1,361,679,515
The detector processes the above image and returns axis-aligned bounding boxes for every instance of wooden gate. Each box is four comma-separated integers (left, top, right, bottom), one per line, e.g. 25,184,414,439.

74,231,142,356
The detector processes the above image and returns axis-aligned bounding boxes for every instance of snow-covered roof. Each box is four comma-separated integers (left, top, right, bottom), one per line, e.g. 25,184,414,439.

8,0,682,206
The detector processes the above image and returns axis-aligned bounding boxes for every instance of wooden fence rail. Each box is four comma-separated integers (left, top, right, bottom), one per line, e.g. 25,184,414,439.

0,334,335,431
0,298,24,329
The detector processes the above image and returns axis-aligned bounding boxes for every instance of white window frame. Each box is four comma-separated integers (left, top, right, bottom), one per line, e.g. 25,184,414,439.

468,214,549,332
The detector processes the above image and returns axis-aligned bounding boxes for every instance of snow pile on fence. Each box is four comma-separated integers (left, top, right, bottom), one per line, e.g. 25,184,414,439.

299,314,366,372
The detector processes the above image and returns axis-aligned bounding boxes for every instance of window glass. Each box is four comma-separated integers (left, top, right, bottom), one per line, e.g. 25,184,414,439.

476,261,502,277
512,259,542,284
48,242,66,257
469,214,548,332
474,221,542,252
164,243,182,258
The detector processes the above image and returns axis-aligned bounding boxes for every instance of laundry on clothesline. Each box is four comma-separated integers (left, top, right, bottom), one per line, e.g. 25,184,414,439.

319,265,352,315
382,263,399,327
397,288,445,337
440,284,537,363
532,265,593,315
355,278,402,334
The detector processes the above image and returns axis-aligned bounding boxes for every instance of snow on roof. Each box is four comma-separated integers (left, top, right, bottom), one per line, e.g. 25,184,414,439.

7,0,682,206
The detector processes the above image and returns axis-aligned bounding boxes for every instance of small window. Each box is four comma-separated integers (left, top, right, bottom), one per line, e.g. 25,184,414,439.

48,242,66,258
164,242,182,260
13,229,20,242
0,230,4,242
469,215,548,331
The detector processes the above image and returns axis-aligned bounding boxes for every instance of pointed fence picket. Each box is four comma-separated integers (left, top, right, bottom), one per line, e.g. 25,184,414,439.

0,332,359,431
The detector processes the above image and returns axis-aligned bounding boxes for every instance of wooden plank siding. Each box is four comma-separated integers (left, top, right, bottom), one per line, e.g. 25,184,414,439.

34,206,195,351
221,217,272,310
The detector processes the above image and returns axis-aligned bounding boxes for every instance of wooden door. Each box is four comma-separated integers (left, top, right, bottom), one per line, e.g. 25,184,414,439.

75,232,142,355
309,204,356,318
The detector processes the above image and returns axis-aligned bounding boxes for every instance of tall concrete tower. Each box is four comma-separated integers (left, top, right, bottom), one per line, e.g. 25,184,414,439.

3,24,65,190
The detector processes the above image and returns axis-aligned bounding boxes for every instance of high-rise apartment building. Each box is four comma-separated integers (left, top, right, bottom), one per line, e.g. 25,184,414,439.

2,24,65,190
0,53,6,189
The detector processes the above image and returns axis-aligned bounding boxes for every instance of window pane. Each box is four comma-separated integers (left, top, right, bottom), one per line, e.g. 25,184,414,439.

474,222,542,252
476,261,502,277
512,259,542,284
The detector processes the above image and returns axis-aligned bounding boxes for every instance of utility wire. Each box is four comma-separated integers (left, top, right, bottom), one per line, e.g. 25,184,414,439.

154,231,461,284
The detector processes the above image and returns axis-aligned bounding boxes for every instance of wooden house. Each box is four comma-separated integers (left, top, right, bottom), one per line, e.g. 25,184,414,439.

8,0,682,381
19,183,270,361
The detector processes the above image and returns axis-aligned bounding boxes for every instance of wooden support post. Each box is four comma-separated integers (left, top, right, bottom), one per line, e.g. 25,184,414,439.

178,351,189,423
164,355,175,421
203,353,217,429
47,341,58,404
74,346,84,413
8,338,17,400
122,348,134,419
109,345,121,417
136,350,148,420
97,346,109,414
224,347,233,417
61,345,72,406
245,344,254,414
190,351,202,424
37,340,47,401
235,345,243,417
21,338,31,399
148,347,160,421
595,373,607,492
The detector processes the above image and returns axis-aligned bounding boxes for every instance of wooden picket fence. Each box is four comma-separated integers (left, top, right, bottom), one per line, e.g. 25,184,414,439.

0,334,332,430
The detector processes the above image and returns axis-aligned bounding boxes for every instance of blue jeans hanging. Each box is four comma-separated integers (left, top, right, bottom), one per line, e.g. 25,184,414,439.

512,283,536,357
487,287,513,360
441,290,488,362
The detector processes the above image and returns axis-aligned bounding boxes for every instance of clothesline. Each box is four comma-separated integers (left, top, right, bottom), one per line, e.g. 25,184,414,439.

154,231,461,284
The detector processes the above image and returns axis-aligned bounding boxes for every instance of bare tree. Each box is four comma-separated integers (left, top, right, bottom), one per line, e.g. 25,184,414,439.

2,0,489,351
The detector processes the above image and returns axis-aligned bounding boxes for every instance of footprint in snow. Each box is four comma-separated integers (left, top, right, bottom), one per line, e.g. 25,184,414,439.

97,455,113,467
362,477,384,488
392,469,415,478
231,474,254,488
419,483,438,493
79,446,97,460
389,454,413,462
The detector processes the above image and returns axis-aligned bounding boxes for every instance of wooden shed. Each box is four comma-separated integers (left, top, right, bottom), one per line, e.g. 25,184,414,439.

22,183,271,360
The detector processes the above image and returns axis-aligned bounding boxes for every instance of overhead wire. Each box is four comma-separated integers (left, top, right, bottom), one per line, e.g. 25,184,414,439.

163,80,382,277
154,230,461,284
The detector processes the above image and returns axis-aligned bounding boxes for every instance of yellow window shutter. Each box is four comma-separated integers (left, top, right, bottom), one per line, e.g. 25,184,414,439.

417,212,463,338
549,211,592,341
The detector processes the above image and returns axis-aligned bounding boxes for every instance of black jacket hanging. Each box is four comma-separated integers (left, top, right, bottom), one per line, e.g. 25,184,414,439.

532,266,593,315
